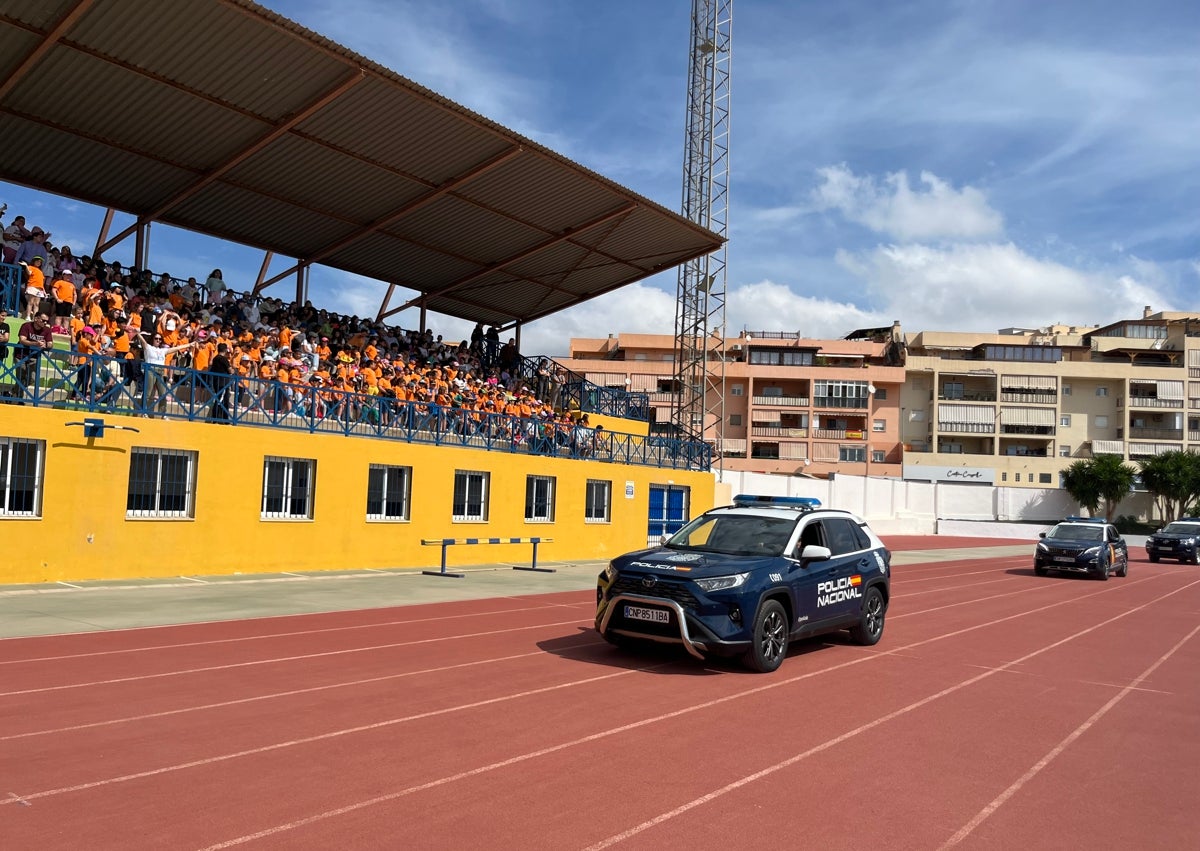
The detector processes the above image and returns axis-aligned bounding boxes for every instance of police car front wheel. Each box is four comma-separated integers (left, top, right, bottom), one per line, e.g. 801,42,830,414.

849,587,885,646
742,599,789,673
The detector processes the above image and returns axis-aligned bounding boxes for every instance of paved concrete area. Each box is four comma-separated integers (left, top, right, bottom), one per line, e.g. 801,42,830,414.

0,545,1035,639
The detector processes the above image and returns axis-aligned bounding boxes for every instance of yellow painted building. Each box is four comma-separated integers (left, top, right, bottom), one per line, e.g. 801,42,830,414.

0,405,714,584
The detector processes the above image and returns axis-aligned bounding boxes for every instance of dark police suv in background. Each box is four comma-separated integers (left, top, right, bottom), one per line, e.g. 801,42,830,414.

595,495,891,673
1145,517,1200,564
1033,517,1129,580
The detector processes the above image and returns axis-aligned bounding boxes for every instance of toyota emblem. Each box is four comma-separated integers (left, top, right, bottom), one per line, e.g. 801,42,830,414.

641,576,657,589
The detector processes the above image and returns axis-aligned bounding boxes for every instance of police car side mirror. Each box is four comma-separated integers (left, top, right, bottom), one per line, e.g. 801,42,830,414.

799,544,831,563
1039,532,1047,538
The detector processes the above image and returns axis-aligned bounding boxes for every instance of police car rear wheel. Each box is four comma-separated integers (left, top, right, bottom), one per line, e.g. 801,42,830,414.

742,600,788,673
849,587,885,646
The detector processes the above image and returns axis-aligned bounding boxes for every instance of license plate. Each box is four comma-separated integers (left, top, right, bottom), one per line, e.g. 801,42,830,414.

1053,556,1076,563
1160,544,1174,549
625,605,670,624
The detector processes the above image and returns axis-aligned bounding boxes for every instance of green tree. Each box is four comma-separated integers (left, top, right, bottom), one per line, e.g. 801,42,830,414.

1139,451,1200,522
1061,454,1137,522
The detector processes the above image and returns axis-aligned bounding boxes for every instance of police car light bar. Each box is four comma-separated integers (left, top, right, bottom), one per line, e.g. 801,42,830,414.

732,494,821,509
1064,516,1106,523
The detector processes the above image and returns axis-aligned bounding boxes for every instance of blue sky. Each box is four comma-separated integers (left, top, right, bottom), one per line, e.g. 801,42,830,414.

3,0,1198,354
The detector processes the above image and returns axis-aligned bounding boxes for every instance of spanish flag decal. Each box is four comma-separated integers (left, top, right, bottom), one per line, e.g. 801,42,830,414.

849,574,862,586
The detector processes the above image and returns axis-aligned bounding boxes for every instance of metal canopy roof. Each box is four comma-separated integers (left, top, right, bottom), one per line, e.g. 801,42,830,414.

0,0,722,328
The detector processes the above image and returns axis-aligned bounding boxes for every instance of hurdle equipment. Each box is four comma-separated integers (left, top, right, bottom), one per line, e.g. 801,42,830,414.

420,537,555,578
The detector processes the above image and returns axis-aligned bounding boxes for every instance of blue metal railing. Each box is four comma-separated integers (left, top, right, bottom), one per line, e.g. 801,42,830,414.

0,350,711,471
1,262,20,314
513,352,650,421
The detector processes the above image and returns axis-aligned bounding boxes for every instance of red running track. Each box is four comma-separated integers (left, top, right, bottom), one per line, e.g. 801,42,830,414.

1,552,1198,850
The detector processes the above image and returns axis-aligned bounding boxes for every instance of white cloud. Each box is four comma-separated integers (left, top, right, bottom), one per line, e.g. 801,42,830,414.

517,278,889,355
836,242,1173,333
726,280,886,339
812,165,1004,242
521,283,678,356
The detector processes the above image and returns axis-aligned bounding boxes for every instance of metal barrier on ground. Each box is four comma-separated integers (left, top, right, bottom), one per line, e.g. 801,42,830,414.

420,537,554,578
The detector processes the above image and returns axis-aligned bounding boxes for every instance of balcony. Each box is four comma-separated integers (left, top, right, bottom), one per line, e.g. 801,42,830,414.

811,428,866,440
999,425,1056,436
752,394,809,407
938,391,996,402
751,426,809,438
1126,396,1184,409
812,397,868,410
937,422,995,434
1127,426,1184,441
999,391,1055,405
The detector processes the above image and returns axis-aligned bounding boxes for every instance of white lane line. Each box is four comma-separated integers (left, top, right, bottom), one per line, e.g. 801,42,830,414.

581,577,1200,851
938,621,1200,849
178,576,209,584
0,618,587,697
2,567,1183,817
0,602,591,666
5,664,663,810
0,641,603,742
4,572,1164,839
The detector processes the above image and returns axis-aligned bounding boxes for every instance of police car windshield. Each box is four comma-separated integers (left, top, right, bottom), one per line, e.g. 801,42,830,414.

1162,522,1200,535
1049,524,1103,541
665,514,795,556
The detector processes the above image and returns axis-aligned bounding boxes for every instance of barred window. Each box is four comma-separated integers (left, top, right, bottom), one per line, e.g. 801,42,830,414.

127,447,197,518
453,470,489,521
525,475,555,522
262,456,316,520
0,437,44,518
366,464,411,521
585,479,611,523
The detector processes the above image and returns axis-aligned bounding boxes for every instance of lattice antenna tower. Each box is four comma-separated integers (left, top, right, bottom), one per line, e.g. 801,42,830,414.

671,0,731,458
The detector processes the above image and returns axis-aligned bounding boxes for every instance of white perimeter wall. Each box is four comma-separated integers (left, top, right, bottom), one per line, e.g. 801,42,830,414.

716,471,1155,537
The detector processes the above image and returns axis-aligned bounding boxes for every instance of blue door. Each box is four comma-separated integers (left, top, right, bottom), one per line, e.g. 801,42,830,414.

648,485,690,544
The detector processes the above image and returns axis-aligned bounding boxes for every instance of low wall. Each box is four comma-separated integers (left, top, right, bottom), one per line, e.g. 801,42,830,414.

717,469,1155,534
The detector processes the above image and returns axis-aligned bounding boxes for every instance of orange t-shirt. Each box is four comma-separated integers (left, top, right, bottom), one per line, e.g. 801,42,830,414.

52,278,76,304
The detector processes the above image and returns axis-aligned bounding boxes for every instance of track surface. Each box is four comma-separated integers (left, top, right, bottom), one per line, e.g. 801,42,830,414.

2,542,1198,850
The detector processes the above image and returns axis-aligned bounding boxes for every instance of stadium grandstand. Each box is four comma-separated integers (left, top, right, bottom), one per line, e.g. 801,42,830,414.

0,0,722,584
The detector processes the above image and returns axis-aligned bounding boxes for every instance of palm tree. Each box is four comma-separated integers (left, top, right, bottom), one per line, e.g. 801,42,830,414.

1061,454,1136,522
1139,451,1200,522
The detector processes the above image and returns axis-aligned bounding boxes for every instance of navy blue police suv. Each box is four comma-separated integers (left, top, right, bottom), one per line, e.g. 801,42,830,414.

1033,517,1129,580
594,495,891,673
1145,517,1200,564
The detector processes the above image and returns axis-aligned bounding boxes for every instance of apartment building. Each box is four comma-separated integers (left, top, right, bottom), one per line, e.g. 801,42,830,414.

561,326,907,479
901,309,1200,487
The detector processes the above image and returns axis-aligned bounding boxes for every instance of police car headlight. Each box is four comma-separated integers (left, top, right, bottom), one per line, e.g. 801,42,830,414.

1082,546,1101,557
694,573,750,592
1036,543,1049,553
603,563,618,582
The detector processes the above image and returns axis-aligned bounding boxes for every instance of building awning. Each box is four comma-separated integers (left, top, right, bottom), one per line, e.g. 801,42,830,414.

999,407,1056,426
1157,380,1184,400
1091,440,1125,454
1130,442,1182,456
938,404,996,424
1000,375,1056,390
